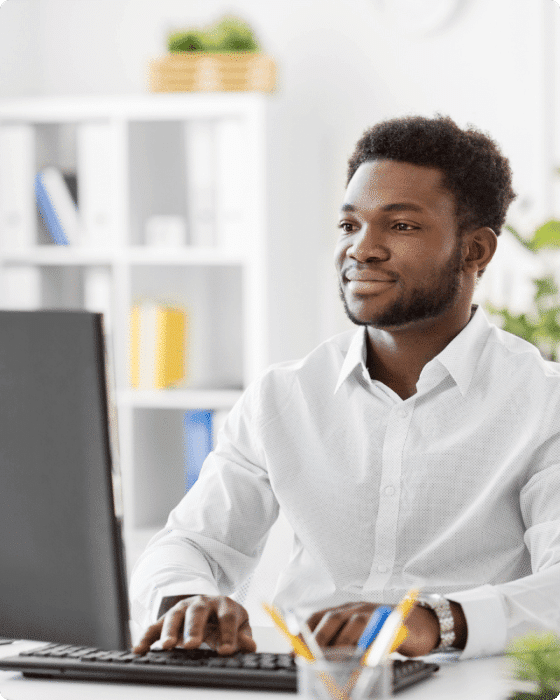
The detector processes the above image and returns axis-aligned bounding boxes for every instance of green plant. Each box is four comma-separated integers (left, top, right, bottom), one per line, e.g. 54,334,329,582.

484,221,560,361
168,16,260,54
506,631,560,699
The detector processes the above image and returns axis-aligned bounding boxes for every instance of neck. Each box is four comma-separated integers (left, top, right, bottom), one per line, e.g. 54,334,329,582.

366,304,475,401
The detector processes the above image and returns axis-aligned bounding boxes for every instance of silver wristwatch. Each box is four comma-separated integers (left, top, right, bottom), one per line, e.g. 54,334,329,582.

417,594,455,650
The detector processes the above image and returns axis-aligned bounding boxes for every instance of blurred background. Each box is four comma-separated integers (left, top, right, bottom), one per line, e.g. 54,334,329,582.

1,0,560,361
1,0,560,625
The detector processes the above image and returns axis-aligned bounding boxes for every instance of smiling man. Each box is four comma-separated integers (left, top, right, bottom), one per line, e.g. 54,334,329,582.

131,115,560,660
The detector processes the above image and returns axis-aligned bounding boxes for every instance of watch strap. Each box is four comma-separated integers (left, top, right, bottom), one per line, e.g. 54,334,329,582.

417,594,455,650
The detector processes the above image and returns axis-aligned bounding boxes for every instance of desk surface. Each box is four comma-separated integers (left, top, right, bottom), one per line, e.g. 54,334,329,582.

0,627,522,700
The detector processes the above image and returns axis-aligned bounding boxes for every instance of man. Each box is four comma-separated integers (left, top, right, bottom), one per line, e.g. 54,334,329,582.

131,115,560,660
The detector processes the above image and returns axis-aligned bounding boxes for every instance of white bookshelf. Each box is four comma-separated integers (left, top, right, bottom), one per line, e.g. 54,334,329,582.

0,94,270,552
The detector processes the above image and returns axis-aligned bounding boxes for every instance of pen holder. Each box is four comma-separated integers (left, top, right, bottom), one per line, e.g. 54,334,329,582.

296,648,392,700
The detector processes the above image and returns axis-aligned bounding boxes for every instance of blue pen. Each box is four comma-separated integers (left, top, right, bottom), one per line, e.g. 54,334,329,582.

356,605,392,654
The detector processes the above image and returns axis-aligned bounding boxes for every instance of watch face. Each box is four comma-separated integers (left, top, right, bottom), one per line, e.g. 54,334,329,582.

373,0,466,36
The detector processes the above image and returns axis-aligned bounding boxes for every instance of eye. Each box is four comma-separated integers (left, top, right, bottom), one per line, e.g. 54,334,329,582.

338,221,357,233
393,222,418,232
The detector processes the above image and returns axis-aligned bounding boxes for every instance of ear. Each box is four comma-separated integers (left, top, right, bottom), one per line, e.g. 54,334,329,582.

462,227,497,275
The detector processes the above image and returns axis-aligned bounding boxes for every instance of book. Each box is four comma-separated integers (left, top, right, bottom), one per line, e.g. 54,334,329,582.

35,167,80,245
77,122,115,247
183,409,213,491
129,301,188,389
0,124,36,249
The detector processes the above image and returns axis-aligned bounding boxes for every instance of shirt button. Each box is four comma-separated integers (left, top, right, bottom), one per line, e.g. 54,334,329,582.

397,408,407,418
377,564,388,573
384,486,395,496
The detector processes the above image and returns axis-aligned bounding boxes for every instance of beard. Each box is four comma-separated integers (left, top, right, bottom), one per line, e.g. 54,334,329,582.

339,238,464,328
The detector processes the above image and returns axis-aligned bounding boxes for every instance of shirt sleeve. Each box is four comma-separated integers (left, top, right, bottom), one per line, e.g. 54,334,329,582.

129,377,280,630
447,462,560,659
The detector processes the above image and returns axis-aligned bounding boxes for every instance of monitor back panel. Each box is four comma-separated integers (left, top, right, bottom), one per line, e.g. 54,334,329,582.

0,310,129,649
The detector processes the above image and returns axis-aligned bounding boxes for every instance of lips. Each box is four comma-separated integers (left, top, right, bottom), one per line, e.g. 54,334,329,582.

344,268,397,283
343,267,397,296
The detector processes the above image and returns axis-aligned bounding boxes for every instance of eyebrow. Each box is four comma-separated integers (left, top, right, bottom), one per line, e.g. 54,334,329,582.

339,202,426,214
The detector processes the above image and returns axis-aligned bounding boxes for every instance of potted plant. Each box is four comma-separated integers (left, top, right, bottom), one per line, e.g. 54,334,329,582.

506,631,560,699
149,16,276,93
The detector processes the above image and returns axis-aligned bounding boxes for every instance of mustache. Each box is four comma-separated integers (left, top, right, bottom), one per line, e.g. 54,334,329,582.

341,265,399,282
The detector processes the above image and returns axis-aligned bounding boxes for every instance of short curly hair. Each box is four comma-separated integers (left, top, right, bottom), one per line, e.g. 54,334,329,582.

346,114,516,236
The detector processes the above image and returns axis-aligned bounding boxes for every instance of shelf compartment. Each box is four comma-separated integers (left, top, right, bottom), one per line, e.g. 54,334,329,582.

130,264,244,391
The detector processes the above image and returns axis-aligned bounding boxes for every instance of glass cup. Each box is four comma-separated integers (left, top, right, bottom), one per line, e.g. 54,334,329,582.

296,647,392,700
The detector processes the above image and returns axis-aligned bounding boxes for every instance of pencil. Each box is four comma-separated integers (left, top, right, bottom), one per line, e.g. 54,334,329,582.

261,603,314,662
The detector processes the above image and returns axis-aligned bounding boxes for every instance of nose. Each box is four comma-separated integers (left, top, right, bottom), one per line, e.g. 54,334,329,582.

347,224,390,263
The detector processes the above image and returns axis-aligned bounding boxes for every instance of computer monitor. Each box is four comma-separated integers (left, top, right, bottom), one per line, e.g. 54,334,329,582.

0,310,130,650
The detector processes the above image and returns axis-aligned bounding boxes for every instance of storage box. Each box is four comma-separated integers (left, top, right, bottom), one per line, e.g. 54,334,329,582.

149,53,276,93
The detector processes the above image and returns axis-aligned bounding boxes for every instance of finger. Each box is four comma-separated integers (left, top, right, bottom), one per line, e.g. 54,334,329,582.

216,599,242,654
332,612,371,647
132,620,164,654
238,621,257,652
182,599,213,649
161,606,188,649
312,611,348,648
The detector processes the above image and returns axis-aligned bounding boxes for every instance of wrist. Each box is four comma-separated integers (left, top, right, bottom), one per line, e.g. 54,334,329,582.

449,601,467,650
417,594,467,652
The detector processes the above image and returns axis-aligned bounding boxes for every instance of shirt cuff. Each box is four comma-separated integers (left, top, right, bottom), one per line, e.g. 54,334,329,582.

446,585,508,659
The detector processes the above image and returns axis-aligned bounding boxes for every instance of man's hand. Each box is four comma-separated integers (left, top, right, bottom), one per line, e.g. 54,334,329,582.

133,595,257,656
305,601,444,657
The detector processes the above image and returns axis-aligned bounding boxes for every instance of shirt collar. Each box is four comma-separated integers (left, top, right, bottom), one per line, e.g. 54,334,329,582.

334,327,368,394
428,304,492,396
334,305,493,397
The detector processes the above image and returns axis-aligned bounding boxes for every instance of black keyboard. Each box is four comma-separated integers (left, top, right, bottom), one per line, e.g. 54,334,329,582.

0,643,439,693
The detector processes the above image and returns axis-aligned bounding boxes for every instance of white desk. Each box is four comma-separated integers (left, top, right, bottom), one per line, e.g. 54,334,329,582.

0,627,522,699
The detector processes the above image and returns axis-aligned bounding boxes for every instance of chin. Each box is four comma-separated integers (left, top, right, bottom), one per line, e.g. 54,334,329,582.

343,302,380,327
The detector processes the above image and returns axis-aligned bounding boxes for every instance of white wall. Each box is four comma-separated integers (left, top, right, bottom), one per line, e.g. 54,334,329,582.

1,0,560,361
0,0,41,96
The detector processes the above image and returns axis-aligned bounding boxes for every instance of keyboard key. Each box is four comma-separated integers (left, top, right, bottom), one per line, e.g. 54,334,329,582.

275,655,294,669
206,658,229,667
67,648,97,658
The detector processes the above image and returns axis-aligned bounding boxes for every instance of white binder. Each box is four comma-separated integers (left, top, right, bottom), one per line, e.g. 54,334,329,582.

0,124,36,249
77,121,116,247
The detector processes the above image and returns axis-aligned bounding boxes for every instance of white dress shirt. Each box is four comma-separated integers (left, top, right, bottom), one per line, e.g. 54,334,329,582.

130,305,560,659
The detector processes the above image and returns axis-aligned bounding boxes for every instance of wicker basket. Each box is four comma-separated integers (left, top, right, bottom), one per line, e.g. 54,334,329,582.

149,53,276,93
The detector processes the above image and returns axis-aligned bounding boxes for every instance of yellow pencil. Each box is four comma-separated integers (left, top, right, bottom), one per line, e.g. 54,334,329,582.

261,603,314,662
395,588,420,622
